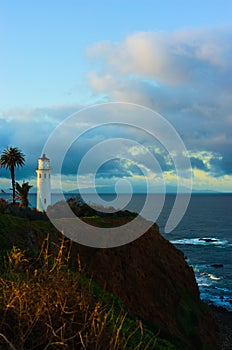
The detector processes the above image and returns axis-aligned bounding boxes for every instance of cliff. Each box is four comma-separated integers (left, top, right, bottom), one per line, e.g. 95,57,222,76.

68,219,218,350
0,204,219,349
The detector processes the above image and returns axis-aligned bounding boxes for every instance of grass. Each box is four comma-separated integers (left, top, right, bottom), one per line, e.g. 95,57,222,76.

0,235,176,350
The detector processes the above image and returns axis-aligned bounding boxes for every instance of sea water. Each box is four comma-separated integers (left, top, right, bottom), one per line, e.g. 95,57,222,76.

1,192,231,311
162,194,232,312
124,193,232,311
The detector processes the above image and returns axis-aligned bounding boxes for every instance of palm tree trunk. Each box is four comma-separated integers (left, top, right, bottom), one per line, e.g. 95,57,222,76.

10,166,15,204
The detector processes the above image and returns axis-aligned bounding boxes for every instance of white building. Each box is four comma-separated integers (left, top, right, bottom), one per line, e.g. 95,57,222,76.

36,154,51,211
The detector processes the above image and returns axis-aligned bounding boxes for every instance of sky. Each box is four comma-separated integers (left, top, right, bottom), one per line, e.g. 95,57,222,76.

0,0,231,194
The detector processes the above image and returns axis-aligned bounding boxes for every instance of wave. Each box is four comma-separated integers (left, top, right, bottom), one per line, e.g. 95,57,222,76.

196,275,212,287
170,237,229,246
194,267,232,311
196,272,221,285
207,273,222,281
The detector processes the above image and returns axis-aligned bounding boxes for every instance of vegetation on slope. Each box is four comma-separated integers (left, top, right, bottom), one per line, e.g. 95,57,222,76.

0,209,176,349
0,199,218,349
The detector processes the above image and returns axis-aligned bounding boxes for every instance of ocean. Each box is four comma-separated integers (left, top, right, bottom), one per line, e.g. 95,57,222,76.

1,192,231,311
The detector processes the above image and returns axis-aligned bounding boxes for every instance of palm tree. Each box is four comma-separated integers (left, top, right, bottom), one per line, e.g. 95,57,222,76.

16,181,33,207
0,147,25,204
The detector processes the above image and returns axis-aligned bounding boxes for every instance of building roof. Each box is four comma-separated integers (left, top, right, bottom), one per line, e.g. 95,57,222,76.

39,153,50,161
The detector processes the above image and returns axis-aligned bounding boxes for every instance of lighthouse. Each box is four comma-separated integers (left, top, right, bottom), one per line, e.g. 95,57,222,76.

36,154,51,211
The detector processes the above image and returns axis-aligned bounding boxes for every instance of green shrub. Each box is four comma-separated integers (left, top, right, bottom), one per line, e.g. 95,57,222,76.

0,240,175,350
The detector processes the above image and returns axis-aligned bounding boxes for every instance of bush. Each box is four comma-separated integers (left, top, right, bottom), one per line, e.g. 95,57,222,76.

0,198,8,214
0,238,162,350
0,199,48,220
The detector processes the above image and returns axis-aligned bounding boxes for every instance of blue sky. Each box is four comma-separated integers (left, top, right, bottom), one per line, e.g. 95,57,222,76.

0,0,231,193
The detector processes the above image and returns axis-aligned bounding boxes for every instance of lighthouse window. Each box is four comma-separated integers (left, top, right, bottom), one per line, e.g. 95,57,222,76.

44,198,46,204
44,174,46,179
39,174,41,178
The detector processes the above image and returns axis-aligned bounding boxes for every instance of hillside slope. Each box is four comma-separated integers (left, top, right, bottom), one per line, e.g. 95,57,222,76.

67,220,218,350
0,209,218,349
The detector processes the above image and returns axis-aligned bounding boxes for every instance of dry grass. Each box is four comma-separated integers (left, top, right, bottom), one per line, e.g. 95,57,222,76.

0,236,158,350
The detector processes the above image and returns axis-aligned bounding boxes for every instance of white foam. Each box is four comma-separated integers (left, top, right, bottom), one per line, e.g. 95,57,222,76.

207,273,222,281
196,274,212,287
194,269,232,311
170,237,229,246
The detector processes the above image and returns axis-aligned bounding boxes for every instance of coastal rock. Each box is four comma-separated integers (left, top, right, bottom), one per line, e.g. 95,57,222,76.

199,238,217,243
211,264,224,268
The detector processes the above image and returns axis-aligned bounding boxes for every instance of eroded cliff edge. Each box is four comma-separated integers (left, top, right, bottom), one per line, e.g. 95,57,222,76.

67,219,218,350
0,207,219,349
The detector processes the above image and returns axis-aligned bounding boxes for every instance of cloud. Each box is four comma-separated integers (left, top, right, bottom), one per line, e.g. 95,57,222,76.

1,27,231,192
1,99,230,193
192,169,232,191
0,104,82,181
86,28,231,85
85,27,232,187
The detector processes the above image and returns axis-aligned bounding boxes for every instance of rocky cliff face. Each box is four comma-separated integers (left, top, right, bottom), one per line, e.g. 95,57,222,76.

69,221,218,350
0,209,219,349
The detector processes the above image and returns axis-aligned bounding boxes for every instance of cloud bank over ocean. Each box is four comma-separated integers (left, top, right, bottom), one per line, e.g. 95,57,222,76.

1,27,231,193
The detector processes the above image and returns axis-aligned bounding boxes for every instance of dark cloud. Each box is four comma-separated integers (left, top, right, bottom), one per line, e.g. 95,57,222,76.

1,28,231,191
86,28,232,182
96,159,144,179
210,155,232,177
190,157,208,171
0,105,82,181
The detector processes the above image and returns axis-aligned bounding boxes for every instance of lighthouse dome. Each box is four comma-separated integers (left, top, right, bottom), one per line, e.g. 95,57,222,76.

38,154,50,170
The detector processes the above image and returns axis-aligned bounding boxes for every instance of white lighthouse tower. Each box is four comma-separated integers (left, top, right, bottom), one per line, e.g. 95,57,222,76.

36,154,51,211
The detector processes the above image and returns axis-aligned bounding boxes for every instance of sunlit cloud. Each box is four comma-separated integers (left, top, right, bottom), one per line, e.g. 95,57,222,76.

189,150,223,170
84,27,232,192
0,27,231,193
86,28,231,85
192,169,232,192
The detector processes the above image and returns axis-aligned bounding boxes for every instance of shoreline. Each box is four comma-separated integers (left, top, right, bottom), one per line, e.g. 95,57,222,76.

210,305,232,350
